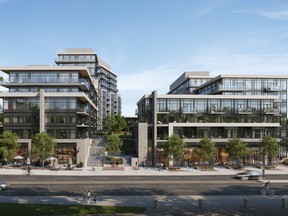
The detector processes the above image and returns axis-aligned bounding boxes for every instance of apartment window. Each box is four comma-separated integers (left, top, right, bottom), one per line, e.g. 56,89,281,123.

196,99,206,113
157,99,166,112
167,99,179,112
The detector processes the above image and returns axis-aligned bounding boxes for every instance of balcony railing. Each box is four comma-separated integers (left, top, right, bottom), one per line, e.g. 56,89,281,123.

55,58,96,62
263,108,280,115
237,108,254,114
262,87,285,92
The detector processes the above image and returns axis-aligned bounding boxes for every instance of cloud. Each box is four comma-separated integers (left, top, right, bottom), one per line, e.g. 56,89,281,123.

260,10,288,20
235,8,288,20
197,0,227,17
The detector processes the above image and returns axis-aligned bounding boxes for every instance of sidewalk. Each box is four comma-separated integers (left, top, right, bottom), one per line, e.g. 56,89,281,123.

1,164,288,177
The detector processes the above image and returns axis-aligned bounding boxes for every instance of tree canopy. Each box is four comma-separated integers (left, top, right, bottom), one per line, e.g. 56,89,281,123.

105,134,123,154
260,136,279,165
226,138,248,167
163,134,186,162
103,114,128,133
195,138,215,165
32,132,57,166
0,131,19,163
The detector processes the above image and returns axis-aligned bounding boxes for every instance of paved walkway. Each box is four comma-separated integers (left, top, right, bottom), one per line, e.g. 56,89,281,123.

1,165,288,215
1,164,288,176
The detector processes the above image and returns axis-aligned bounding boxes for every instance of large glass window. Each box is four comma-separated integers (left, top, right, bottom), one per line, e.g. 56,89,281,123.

9,71,79,83
196,99,206,113
181,99,195,113
157,99,166,112
167,99,180,112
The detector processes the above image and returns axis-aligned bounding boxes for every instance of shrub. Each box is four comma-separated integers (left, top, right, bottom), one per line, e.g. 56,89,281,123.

109,157,123,164
282,160,288,166
76,161,84,168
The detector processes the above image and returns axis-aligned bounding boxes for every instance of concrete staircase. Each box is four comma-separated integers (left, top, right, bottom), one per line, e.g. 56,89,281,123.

86,137,132,167
86,137,106,166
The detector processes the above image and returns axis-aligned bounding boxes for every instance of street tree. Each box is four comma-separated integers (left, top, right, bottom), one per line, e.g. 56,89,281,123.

105,134,123,155
163,134,186,167
260,136,279,165
226,138,248,168
32,132,56,167
196,138,216,165
0,131,19,163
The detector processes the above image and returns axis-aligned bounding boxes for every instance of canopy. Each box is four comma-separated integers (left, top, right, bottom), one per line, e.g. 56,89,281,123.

13,155,24,160
26,157,31,165
54,159,58,166
46,156,57,161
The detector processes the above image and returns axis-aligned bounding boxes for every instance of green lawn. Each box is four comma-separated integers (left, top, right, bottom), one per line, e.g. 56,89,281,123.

1,203,146,216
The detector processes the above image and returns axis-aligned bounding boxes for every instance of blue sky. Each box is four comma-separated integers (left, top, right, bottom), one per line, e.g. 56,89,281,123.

0,0,288,116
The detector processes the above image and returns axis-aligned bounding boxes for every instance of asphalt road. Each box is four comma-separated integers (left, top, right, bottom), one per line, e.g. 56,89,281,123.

1,174,288,196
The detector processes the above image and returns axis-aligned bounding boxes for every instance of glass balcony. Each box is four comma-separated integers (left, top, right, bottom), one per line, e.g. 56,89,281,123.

237,108,254,114
262,86,285,92
263,108,280,115
55,57,96,63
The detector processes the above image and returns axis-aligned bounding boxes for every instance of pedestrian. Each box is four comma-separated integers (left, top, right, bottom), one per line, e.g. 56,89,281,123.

87,191,91,203
27,166,31,175
82,190,87,203
92,162,95,171
93,195,97,204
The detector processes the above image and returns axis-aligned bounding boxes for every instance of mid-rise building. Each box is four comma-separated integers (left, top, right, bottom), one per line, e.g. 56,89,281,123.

0,65,99,164
136,73,288,166
55,48,121,128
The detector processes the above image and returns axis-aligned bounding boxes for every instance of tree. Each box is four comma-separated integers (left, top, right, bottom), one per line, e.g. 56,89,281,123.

226,138,248,168
163,134,186,167
196,138,215,165
105,134,123,154
32,132,56,167
260,136,279,166
103,114,128,133
0,131,19,163
114,114,128,132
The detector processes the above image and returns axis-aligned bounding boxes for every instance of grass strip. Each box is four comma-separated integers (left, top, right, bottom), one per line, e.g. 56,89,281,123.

1,203,146,216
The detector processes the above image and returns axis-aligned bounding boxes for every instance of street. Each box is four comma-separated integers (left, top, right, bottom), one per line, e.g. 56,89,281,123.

1,174,288,196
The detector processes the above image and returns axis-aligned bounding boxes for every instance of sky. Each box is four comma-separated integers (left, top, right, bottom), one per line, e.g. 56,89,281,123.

0,0,288,116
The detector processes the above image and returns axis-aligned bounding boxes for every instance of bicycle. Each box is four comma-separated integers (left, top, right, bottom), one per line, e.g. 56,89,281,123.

261,187,275,196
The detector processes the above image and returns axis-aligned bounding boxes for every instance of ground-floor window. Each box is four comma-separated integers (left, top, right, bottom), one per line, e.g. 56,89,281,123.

55,144,76,164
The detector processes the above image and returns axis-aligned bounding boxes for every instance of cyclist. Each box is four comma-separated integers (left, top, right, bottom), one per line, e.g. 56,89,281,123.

264,181,271,194
264,181,271,190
